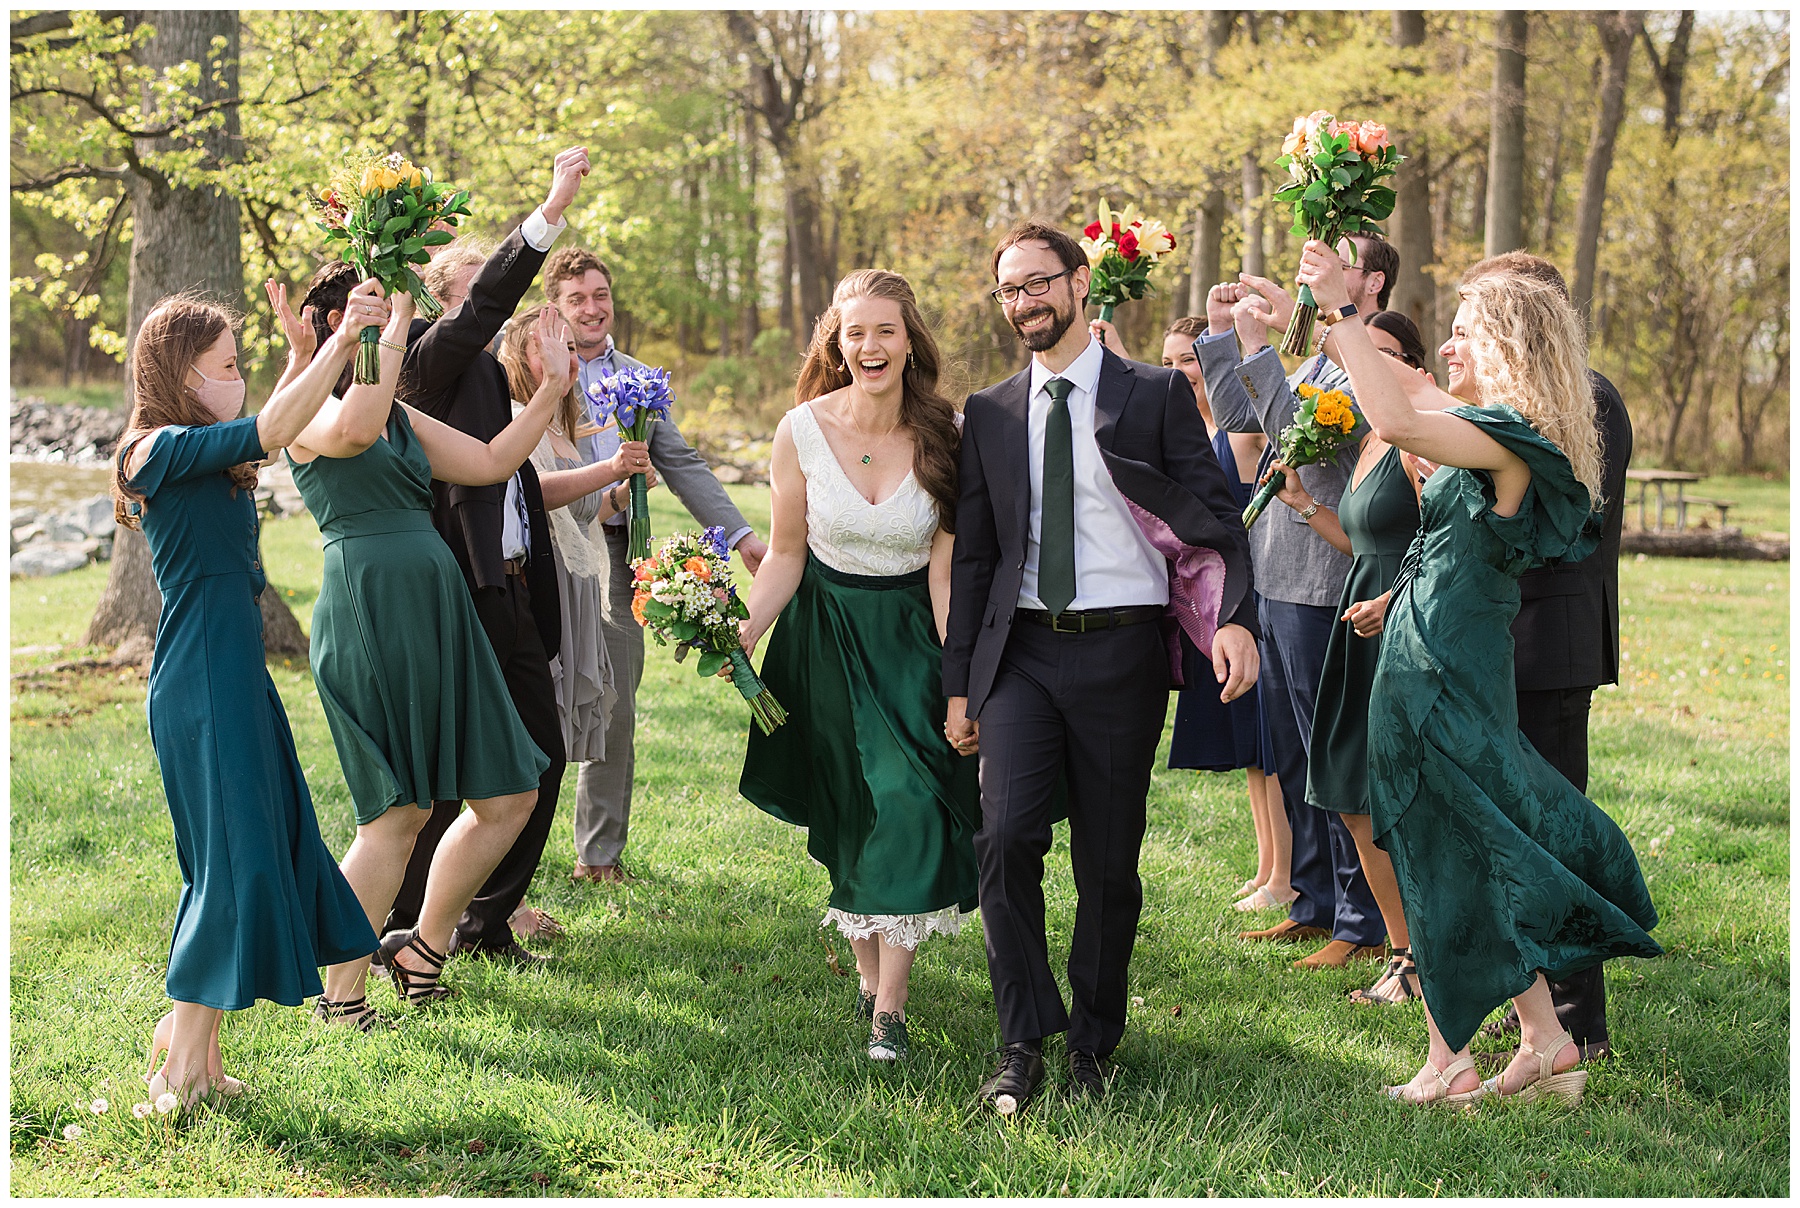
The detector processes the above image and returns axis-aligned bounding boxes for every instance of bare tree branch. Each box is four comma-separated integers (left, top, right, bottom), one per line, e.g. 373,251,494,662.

11,162,132,191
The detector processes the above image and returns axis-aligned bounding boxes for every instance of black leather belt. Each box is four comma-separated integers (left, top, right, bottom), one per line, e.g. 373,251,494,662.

1017,605,1164,633
502,557,527,577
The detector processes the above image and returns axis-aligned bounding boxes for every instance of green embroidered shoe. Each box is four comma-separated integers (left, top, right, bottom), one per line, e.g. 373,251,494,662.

857,988,877,1021
869,1011,908,1061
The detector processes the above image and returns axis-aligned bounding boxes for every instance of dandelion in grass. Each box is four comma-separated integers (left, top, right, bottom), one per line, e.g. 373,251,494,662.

89,1098,108,1115
132,1102,153,1120
154,1092,179,1115
62,1123,83,1141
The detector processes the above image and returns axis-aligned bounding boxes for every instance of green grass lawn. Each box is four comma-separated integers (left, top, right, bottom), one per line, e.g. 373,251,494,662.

10,484,1788,1196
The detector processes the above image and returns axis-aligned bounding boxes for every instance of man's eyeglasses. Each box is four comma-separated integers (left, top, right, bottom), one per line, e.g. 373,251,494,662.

991,268,1075,306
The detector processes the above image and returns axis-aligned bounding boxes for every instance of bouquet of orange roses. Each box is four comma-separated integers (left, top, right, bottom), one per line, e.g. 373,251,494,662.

1272,112,1403,355
1079,199,1177,322
315,151,471,382
1242,383,1366,527
632,528,787,735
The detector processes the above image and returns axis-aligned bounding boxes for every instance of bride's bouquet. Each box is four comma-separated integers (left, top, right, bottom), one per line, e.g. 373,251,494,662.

587,366,675,562
315,151,471,382
1272,112,1402,355
1079,199,1177,322
632,528,787,735
1242,383,1366,527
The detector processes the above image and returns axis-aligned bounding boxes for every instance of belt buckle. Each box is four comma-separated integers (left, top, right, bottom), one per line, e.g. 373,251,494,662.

1049,610,1084,634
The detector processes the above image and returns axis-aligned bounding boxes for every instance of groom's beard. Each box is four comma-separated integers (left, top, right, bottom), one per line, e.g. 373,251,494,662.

1011,302,1075,353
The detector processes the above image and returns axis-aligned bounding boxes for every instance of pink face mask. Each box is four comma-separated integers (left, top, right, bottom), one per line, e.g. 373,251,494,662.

190,369,246,422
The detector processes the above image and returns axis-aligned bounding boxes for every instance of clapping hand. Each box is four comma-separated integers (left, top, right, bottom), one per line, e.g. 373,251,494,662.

264,280,317,365
1296,239,1353,312
536,308,575,396
542,146,590,226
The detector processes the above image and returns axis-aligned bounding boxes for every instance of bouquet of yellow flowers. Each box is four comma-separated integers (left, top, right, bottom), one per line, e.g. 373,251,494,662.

315,151,471,382
1079,199,1177,322
1242,383,1366,527
1272,112,1403,355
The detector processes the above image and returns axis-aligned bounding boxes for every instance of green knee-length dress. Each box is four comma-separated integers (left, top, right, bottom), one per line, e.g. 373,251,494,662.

1367,404,1660,1052
1307,444,1417,814
289,404,549,824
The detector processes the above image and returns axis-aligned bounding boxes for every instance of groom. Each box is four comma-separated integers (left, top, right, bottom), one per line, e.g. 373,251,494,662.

944,221,1261,1109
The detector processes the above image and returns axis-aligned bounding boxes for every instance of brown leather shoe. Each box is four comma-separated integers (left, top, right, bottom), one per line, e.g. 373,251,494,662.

1292,940,1387,969
1238,918,1331,943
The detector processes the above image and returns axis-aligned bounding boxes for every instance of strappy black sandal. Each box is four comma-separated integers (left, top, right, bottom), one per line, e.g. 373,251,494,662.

311,994,390,1032
1348,947,1420,1005
379,928,455,1008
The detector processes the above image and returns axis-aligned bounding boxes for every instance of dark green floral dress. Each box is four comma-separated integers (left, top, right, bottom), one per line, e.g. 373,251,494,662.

1368,404,1660,1051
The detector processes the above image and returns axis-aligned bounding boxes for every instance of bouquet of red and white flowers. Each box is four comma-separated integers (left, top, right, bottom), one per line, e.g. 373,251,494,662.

1079,199,1177,322
315,151,471,382
632,528,787,735
1272,112,1403,355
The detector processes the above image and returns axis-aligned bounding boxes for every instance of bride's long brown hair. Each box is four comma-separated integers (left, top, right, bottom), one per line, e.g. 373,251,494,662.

794,270,961,532
112,295,258,529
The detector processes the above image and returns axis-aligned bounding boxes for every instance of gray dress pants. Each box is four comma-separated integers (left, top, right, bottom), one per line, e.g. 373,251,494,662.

574,525,645,867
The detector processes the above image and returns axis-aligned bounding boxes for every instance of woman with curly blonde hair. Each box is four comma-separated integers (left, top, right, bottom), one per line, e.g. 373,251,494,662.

1295,241,1660,1109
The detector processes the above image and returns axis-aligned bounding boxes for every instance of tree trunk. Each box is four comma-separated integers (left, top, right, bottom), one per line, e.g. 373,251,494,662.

1571,11,1642,318
1484,10,1528,255
1240,153,1264,277
1644,12,1697,465
1388,10,1439,377
1190,188,1225,313
86,11,306,659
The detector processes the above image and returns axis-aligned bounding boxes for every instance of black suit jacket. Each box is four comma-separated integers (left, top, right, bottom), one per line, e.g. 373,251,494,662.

944,348,1256,718
1511,370,1632,691
400,225,560,655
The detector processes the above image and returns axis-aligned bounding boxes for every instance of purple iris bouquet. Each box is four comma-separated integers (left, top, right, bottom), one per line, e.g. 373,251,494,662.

587,366,675,561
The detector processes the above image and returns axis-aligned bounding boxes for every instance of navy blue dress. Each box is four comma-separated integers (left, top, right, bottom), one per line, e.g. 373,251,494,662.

1168,427,1275,773
129,418,376,1010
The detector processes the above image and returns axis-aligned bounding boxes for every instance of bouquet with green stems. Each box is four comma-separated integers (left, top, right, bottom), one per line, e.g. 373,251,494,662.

1272,113,1403,355
315,151,471,382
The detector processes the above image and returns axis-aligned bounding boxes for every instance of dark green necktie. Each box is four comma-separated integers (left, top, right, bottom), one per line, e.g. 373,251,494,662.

1039,377,1076,617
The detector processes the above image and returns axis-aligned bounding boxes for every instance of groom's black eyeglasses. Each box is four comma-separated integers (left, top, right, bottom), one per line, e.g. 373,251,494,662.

991,268,1075,306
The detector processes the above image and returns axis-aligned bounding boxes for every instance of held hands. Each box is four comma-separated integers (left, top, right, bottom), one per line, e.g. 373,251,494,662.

1258,459,1313,515
1342,591,1392,638
1206,282,1246,335
542,146,590,226
1239,274,1297,336
1211,623,1260,703
1296,239,1353,313
736,533,769,575
264,280,317,365
1088,318,1127,358
944,696,979,756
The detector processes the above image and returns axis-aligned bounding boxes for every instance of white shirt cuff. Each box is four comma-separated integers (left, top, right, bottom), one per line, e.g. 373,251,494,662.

724,526,754,551
521,207,566,253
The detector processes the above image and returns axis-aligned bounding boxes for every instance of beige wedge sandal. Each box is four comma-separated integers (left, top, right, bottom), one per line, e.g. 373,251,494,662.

1383,1053,1487,1108
1479,1029,1588,1106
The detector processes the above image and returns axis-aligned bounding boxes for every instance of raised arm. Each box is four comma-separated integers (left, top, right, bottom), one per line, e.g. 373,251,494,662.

738,414,808,654
257,279,392,453
405,309,574,486
263,279,317,396
1297,240,1525,490
287,289,416,460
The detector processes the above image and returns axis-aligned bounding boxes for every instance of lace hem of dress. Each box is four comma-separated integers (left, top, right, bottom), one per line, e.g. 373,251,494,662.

822,906,963,951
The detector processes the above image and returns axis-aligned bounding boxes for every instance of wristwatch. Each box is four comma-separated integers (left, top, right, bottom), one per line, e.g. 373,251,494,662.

1297,500,1320,521
1319,303,1360,327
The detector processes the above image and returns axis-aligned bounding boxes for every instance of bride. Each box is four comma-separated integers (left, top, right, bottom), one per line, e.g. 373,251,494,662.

737,270,978,1063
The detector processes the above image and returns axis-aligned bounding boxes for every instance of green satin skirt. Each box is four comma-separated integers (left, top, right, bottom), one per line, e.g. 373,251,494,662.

740,553,980,918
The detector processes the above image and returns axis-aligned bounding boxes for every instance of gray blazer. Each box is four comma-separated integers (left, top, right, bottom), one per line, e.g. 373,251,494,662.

1198,333,1355,608
583,346,751,537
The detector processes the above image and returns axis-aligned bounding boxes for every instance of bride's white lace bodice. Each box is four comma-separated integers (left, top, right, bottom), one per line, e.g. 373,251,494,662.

791,401,938,576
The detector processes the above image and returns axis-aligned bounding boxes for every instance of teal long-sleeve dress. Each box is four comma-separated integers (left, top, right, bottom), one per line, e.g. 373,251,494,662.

1367,404,1661,1051
128,418,376,1011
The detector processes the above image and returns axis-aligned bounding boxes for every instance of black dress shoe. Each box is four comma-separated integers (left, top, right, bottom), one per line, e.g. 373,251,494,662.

977,1042,1045,1114
1068,1050,1108,1098
450,932,552,967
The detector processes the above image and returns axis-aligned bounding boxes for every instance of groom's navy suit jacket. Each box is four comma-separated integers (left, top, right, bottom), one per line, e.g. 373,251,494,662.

944,347,1258,718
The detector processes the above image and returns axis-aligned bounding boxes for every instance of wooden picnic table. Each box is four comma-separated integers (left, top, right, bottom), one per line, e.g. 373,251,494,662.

1626,468,1706,532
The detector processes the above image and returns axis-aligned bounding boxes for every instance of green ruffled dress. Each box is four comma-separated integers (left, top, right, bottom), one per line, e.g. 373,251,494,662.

289,404,550,824
1367,404,1661,1051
